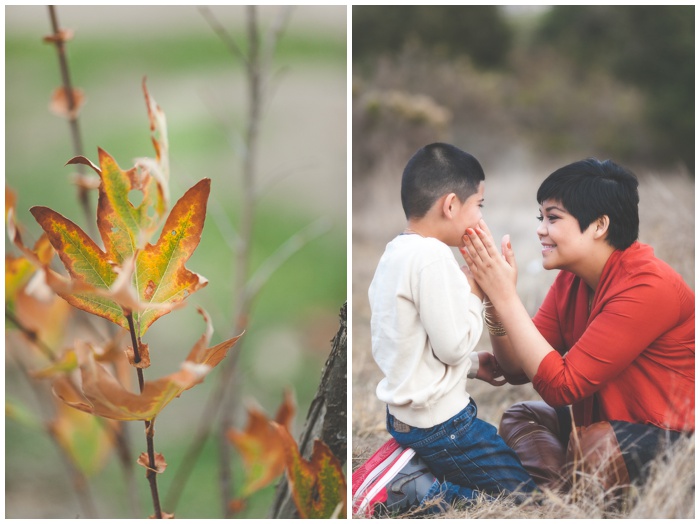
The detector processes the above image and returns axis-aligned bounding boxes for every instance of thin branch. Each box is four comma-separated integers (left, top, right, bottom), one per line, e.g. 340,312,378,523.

164,7,312,515
126,313,145,393
126,312,163,518
46,6,94,237
145,420,163,519
198,6,247,65
218,7,262,515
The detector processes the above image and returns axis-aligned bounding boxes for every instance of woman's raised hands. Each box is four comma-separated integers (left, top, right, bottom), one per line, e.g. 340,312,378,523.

459,219,518,307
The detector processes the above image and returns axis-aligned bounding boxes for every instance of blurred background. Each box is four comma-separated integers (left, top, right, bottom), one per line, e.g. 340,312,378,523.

351,6,694,516
6,5,346,518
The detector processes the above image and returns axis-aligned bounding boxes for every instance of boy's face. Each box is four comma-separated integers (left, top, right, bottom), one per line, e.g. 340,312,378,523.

448,181,485,246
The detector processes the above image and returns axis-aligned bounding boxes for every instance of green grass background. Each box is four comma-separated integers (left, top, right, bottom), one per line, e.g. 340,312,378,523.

6,5,346,518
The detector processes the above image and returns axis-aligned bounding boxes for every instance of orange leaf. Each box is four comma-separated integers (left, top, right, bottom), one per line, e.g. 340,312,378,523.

275,425,347,519
228,390,296,497
49,86,85,119
30,87,206,336
53,325,242,421
43,28,74,44
31,177,210,336
125,342,151,369
132,178,210,335
137,452,167,474
136,78,170,205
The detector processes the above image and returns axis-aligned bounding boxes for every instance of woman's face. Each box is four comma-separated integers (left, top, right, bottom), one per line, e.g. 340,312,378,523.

536,199,596,272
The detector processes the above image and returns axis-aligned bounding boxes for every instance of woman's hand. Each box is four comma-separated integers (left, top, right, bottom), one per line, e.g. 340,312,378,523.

460,219,518,307
474,351,507,386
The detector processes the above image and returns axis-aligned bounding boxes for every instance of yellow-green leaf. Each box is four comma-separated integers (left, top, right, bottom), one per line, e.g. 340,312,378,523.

132,178,210,336
92,147,166,262
29,206,125,328
275,426,347,519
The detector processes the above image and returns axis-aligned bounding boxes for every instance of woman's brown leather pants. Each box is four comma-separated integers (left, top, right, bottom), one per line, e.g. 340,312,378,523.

499,401,630,492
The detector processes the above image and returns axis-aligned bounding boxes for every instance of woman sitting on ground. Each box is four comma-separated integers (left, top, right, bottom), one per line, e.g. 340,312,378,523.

461,158,694,491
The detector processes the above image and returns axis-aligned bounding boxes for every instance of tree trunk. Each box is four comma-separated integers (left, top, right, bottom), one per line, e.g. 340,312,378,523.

269,302,347,518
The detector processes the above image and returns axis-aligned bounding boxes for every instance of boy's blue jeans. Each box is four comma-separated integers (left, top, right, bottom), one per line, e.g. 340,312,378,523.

386,399,538,509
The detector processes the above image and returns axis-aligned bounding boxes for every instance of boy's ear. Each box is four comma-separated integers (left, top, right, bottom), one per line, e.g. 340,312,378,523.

593,215,610,240
442,193,457,219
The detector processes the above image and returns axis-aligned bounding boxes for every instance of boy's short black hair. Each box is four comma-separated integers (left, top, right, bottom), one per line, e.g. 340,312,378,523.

401,143,485,219
537,158,639,250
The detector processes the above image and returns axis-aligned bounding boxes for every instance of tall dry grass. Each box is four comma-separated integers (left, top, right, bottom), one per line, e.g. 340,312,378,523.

351,48,694,519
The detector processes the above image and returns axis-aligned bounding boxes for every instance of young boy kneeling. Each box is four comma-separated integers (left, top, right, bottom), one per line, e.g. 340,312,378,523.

354,143,536,516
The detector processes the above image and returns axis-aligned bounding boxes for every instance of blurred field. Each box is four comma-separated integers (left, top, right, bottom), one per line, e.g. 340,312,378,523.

5,5,346,519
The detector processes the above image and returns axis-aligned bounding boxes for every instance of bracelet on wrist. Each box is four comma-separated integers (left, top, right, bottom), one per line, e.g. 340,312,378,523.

483,308,507,336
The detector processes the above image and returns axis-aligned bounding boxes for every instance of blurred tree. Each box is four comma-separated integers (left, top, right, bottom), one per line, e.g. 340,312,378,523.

537,5,694,173
353,6,512,69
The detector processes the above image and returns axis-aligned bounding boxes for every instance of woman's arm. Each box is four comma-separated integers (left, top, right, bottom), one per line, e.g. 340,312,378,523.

482,300,526,378
461,221,555,380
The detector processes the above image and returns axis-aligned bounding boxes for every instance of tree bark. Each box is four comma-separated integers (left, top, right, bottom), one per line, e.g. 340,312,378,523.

269,302,347,518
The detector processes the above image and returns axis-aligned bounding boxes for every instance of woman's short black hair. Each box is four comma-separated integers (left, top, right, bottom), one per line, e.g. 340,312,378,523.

537,158,639,250
401,143,485,219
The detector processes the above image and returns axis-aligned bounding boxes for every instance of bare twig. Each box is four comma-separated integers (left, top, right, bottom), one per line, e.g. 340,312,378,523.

164,7,310,516
45,6,93,236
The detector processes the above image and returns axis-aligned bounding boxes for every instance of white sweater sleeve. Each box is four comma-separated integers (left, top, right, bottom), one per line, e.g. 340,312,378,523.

415,256,484,366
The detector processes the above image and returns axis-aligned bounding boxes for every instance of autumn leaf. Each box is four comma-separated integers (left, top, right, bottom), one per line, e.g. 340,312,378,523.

31,177,210,336
67,147,167,262
131,178,210,335
52,321,242,421
30,205,124,326
228,389,296,497
138,452,167,475
31,350,78,379
274,425,347,519
5,191,70,352
135,78,170,206
49,86,85,120
5,255,35,314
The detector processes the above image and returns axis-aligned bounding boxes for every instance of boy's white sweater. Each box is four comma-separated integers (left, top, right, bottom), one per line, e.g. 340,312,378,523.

369,234,483,429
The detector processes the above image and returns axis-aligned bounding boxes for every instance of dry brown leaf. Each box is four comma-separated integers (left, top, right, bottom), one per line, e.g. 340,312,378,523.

49,86,85,119
137,452,167,474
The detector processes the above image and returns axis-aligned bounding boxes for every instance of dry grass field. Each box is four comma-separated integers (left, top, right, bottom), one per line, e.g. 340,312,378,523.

351,151,695,518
